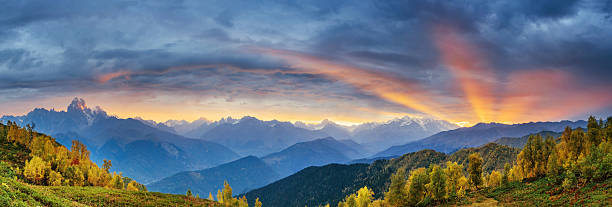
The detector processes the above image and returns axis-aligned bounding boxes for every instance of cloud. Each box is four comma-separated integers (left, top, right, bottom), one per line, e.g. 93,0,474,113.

0,0,610,124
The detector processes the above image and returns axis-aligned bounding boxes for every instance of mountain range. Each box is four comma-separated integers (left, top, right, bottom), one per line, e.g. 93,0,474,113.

147,137,363,196
0,98,239,184
493,131,563,149
147,156,280,196
242,143,520,207
374,120,587,157
143,116,459,156
198,117,330,157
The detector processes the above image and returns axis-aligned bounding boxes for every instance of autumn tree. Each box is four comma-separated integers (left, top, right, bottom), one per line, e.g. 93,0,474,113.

486,170,501,188
407,168,429,205
516,134,551,178
468,153,483,189
501,163,511,185
356,186,374,207
222,181,233,205
127,180,140,191
426,164,446,202
384,168,408,207
546,147,562,180
48,170,63,186
444,161,464,198
255,197,262,207
23,156,47,185
339,194,357,207
214,181,248,207
103,159,112,172
107,172,124,190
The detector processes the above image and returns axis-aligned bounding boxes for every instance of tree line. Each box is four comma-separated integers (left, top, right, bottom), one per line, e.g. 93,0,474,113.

331,116,611,207
0,121,146,191
184,180,263,207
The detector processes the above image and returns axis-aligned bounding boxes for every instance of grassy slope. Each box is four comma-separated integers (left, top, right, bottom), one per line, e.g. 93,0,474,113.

486,178,611,207
0,174,221,207
456,177,612,207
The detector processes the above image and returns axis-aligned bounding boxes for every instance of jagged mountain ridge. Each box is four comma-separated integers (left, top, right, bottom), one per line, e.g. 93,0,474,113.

0,98,239,184
149,116,458,156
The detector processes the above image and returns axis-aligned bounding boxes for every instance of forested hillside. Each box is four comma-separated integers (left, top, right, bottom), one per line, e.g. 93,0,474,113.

243,142,520,206
0,122,222,206
334,116,611,207
494,131,562,149
376,120,586,157
253,116,610,207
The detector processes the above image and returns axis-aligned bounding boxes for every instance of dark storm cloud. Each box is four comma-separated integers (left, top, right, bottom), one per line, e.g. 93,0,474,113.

0,0,610,120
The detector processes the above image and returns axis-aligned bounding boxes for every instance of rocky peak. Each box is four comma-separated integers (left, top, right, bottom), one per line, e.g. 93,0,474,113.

67,97,89,113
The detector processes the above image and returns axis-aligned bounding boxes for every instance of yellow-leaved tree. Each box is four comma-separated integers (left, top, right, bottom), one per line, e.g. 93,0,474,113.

23,156,47,185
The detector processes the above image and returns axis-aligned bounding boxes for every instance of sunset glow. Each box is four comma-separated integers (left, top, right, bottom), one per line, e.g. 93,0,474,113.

1,1,610,126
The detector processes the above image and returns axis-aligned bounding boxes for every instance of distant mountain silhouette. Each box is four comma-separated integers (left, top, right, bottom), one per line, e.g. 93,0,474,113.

199,116,329,156
148,115,456,157
147,156,280,196
148,136,362,196
350,116,459,153
374,120,587,157
494,131,563,149
262,137,363,177
242,143,519,207
0,98,239,184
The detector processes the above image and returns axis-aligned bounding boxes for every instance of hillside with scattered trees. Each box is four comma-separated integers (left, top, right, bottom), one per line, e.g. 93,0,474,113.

0,122,228,206
244,116,611,207
243,141,521,206
332,116,612,206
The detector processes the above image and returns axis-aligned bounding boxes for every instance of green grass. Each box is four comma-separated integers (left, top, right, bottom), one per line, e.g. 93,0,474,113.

0,164,220,207
480,178,612,207
0,175,221,207
0,176,76,207
33,185,220,207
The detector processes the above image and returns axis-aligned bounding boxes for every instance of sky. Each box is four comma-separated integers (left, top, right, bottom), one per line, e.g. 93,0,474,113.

1,0,611,126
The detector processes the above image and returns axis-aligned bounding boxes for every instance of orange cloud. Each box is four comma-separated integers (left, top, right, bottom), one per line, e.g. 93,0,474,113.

97,70,132,83
497,69,611,123
433,25,497,122
257,48,471,123
90,37,611,126
432,24,611,124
